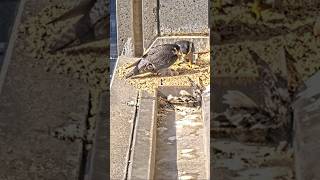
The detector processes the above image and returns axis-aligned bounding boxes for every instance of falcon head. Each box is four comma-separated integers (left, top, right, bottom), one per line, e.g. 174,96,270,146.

174,40,195,67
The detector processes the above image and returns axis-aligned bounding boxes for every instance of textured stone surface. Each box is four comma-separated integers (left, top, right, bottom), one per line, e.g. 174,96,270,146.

128,90,156,180
158,0,209,35
142,0,158,51
116,0,133,56
110,56,138,179
0,0,89,179
293,72,320,180
202,86,210,180
86,91,109,180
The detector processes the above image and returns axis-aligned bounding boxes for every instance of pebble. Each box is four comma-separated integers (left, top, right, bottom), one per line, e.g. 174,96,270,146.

181,149,194,154
179,175,193,180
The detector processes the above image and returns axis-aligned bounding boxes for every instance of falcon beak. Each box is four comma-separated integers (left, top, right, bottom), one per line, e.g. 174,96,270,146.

173,47,180,55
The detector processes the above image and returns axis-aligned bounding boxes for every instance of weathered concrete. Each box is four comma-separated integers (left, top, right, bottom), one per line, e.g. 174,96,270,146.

293,72,320,180
116,0,133,56
132,0,144,57
128,90,157,180
110,56,139,180
202,86,210,180
86,91,109,180
158,0,209,36
116,0,209,56
0,0,89,179
155,86,208,180
142,0,158,51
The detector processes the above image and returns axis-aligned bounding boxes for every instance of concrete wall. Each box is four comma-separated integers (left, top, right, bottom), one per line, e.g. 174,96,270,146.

142,0,158,51
116,0,133,56
158,0,209,36
116,0,209,57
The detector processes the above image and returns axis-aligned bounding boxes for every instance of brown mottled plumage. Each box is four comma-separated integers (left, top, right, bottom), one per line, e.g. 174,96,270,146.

213,49,292,143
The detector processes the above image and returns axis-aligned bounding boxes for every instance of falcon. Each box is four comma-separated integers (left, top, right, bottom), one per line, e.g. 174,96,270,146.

213,48,292,143
125,44,181,78
47,0,108,53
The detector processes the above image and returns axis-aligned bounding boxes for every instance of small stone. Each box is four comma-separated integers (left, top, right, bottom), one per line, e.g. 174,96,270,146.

157,127,168,133
179,90,191,97
167,94,174,101
179,175,193,180
181,149,194,154
126,101,136,106
168,136,176,141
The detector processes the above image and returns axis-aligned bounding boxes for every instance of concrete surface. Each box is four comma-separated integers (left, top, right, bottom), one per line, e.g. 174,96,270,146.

0,0,89,179
155,86,208,180
132,0,144,57
293,71,320,180
110,56,139,180
142,0,158,51
116,0,209,57
202,86,210,180
212,140,294,180
86,91,109,180
128,90,157,180
158,0,209,36
116,0,133,56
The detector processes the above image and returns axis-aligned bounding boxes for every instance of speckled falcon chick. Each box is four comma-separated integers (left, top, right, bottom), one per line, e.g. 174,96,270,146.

125,44,182,79
47,0,108,53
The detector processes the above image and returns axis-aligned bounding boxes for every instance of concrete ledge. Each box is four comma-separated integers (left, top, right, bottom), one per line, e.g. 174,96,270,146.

110,56,139,179
201,87,210,180
293,72,320,180
85,91,109,180
128,90,157,180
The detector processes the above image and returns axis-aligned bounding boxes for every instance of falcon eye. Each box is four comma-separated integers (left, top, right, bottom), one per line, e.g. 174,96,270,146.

147,64,153,69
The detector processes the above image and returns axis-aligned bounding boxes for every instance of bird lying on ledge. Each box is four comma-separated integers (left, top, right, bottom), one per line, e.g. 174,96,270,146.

125,40,196,79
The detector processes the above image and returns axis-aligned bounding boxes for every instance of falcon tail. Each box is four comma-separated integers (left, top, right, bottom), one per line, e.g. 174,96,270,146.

126,59,141,69
125,66,139,79
48,15,93,53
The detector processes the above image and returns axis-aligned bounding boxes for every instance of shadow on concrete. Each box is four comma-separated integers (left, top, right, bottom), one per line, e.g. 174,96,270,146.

64,47,109,56
154,94,178,180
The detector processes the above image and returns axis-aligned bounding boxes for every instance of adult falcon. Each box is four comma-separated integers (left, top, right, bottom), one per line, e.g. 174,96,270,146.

125,44,182,78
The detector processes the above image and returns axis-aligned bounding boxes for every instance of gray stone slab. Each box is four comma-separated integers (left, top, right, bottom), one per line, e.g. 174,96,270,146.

155,86,208,179
116,0,133,56
142,0,158,51
158,0,209,36
0,48,90,180
293,72,320,180
86,91,109,180
0,1,89,179
110,56,139,180
202,86,210,180
128,90,157,180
